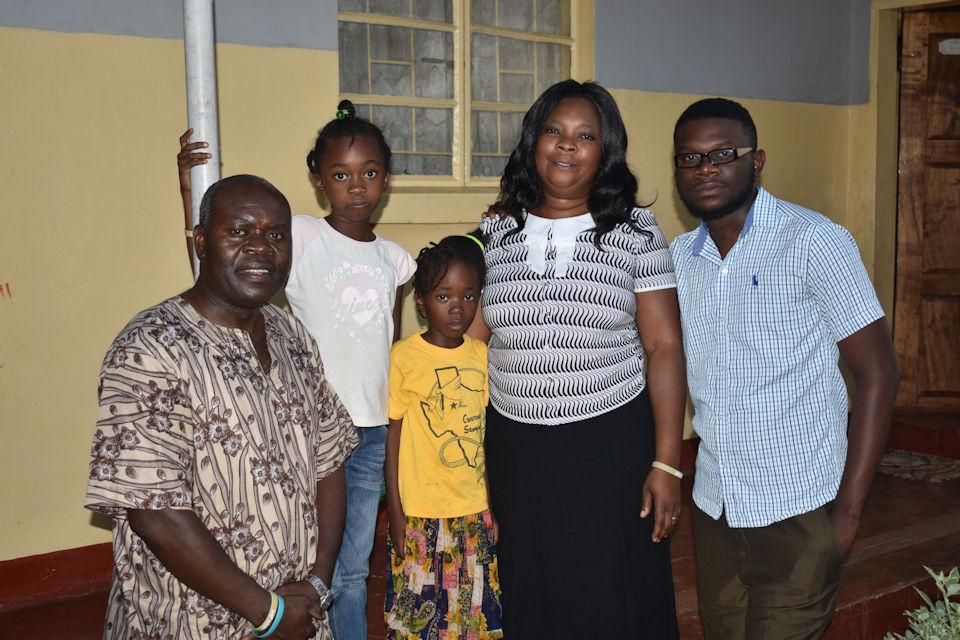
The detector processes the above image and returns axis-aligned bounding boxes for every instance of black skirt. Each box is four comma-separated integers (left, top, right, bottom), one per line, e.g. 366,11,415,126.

485,390,679,639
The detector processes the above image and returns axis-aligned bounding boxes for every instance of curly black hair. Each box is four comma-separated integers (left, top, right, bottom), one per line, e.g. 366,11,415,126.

493,80,648,243
306,99,392,175
413,234,486,296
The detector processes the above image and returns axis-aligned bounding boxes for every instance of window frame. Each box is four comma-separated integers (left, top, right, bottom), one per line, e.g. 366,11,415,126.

337,0,593,189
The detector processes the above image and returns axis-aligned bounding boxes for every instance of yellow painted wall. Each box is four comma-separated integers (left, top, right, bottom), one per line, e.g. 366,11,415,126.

0,0,909,560
0,26,508,561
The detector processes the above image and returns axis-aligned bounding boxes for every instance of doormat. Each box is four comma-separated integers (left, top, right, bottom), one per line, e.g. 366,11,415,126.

879,449,960,483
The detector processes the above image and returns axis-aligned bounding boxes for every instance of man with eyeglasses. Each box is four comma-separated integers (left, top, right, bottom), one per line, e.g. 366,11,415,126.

669,98,899,639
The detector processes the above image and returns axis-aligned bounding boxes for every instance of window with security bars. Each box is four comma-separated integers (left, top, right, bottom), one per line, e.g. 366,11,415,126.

338,0,574,184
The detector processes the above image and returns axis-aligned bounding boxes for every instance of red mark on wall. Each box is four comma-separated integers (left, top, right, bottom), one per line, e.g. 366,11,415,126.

0,283,10,298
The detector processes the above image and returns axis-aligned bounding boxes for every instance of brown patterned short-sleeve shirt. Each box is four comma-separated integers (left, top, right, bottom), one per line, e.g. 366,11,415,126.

85,297,358,639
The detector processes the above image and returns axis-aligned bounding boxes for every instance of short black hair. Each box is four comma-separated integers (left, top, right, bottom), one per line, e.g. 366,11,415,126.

674,97,758,148
494,79,647,243
413,234,486,296
198,174,288,229
306,99,392,175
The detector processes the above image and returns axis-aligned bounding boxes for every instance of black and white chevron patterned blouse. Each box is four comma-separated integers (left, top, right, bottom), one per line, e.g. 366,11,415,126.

479,208,676,426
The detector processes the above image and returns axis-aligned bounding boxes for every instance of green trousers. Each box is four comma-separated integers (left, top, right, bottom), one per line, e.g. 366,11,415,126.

693,503,845,640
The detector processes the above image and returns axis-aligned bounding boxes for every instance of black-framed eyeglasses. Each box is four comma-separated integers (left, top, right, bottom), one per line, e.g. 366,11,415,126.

674,147,754,169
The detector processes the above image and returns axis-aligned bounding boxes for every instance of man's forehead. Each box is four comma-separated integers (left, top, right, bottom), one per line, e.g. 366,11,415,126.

211,184,290,220
675,117,750,146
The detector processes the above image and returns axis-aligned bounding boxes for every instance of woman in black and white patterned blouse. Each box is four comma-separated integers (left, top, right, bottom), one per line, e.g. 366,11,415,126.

468,80,685,639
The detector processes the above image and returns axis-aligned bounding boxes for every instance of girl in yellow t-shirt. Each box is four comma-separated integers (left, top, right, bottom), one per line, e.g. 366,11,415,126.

384,235,503,640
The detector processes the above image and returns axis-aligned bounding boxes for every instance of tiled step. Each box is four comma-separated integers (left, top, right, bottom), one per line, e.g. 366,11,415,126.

887,411,960,459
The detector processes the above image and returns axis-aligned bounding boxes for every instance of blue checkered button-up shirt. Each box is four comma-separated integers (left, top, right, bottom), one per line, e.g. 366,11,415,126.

670,187,885,527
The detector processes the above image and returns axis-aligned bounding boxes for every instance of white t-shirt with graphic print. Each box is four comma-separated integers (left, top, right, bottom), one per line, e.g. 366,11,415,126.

287,215,416,427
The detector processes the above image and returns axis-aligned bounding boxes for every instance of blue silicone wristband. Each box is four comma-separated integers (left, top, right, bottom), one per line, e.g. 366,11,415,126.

254,595,284,638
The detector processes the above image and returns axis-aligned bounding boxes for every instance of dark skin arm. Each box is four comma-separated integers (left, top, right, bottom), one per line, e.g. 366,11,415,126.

830,317,899,555
127,508,321,639
634,288,686,543
464,303,499,540
385,417,406,549
272,467,346,613
392,286,405,343
177,128,212,278
311,466,345,586
466,304,491,343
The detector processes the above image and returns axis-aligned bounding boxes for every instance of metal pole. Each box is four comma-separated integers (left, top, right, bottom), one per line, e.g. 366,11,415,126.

183,0,220,278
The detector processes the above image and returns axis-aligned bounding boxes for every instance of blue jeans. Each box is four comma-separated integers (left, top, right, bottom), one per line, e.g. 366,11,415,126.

328,425,386,640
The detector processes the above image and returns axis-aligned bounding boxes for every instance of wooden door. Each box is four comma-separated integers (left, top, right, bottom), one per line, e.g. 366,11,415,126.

894,9,960,411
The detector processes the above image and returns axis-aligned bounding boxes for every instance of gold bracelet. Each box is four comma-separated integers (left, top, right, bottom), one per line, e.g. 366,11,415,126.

184,228,194,238
251,591,279,633
652,460,683,479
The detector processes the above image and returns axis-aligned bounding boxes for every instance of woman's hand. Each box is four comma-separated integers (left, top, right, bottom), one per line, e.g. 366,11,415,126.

641,467,681,543
178,128,211,194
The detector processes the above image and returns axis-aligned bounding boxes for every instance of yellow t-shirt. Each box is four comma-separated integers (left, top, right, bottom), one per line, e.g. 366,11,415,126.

388,332,489,518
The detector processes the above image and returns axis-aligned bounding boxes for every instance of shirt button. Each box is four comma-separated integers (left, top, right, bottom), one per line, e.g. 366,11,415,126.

545,343,551,349
720,267,728,275
718,364,726,371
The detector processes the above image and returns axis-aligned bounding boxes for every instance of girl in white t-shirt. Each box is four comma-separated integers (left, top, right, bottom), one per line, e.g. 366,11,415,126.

177,100,415,640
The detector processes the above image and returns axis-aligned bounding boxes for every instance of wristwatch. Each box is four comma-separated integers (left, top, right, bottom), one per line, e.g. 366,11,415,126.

306,574,335,612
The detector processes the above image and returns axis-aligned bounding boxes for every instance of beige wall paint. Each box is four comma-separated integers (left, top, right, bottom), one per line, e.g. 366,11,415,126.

2,28,193,560
0,27,350,560
0,26,551,561
0,0,907,559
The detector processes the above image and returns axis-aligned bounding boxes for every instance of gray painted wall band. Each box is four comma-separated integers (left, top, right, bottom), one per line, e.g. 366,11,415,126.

594,0,870,106
0,0,338,51
3,0,869,104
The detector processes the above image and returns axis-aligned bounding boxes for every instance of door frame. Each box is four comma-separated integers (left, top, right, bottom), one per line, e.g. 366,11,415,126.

862,1,959,408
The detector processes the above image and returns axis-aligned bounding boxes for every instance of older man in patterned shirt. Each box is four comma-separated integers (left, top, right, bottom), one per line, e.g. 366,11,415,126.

86,174,357,640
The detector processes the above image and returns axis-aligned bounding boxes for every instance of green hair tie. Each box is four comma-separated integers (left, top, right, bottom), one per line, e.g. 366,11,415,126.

335,109,350,120
464,234,484,252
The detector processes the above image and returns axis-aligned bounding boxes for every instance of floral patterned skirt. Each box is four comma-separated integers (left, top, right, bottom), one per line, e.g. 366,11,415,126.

385,510,503,640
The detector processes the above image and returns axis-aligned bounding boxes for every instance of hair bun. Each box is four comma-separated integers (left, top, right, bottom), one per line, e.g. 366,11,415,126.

336,99,356,120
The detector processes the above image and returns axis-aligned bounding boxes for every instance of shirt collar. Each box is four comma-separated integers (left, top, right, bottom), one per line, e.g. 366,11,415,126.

691,186,770,257
523,211,594,276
